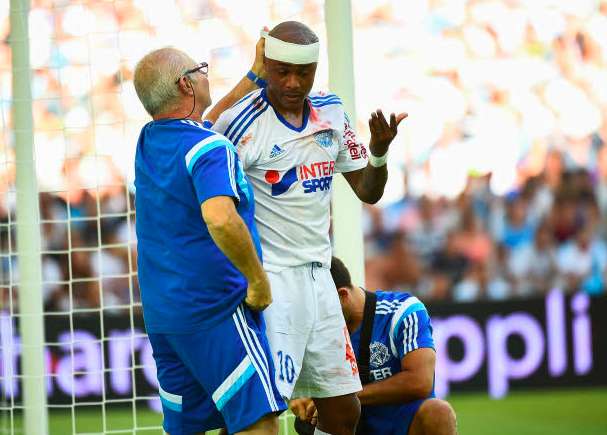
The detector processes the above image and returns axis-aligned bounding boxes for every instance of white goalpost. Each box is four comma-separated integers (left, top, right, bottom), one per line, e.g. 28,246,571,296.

9,0,48,433
1,1,362,434
325,0,365,286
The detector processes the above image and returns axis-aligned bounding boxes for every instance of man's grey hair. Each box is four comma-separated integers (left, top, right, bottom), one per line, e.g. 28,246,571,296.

134,47,193,116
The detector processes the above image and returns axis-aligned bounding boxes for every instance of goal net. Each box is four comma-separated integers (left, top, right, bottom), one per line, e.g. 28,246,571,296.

0,1,333,433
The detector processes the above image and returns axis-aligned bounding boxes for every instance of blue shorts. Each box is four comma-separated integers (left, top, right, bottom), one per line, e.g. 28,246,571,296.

363,397,426,435
148,304,286,435
402,398,425,434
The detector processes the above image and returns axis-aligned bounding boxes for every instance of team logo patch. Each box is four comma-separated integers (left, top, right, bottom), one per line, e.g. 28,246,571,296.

369,341,390,368
314,130,334,148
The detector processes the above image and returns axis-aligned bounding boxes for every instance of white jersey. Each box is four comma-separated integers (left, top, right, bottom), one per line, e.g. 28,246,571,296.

213,89,368,272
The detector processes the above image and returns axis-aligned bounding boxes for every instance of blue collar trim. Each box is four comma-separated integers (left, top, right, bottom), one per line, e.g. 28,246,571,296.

261,88,310,132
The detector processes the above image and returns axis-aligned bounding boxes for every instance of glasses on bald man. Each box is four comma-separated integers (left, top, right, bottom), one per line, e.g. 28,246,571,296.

175,62,209,84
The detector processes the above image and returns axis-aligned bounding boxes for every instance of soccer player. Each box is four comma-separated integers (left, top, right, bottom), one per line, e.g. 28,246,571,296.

133,43,286,434
209,21,407,435
292,257,457,435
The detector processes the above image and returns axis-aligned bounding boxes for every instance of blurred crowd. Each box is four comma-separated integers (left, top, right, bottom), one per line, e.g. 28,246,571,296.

0,0,606,311
364,147,607,301
359,0,607,300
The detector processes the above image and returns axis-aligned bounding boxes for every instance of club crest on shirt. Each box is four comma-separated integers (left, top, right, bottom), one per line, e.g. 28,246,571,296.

369,341,390,368
314,130,334,148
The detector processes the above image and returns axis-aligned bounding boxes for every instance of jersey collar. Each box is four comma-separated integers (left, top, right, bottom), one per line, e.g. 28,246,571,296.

260,88,310,133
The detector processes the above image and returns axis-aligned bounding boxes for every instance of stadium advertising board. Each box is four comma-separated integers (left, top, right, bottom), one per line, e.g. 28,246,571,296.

431,290,607,398
0,290,605,406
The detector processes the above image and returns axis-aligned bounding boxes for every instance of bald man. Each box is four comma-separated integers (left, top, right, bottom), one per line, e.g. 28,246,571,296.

209,22,407,435
133,43,287,435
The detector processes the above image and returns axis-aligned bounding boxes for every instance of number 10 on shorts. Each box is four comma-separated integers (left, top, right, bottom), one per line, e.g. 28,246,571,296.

277,351,295,384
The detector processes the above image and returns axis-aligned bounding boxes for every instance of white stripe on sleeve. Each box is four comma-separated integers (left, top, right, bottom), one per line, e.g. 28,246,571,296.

226,146,238,197
184,135,225,169
412,312,419,351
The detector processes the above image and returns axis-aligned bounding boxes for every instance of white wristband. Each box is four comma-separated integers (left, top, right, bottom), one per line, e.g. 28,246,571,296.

368,152,388,167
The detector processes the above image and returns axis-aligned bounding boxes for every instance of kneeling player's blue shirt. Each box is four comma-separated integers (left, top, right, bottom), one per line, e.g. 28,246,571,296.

350,291,435,435
135,118,260,334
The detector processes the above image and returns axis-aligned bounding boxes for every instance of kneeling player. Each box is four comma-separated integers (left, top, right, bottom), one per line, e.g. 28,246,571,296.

292,257,457,435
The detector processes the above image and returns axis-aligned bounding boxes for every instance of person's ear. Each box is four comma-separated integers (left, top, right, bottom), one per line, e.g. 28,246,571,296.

337,286,349,302
177,76,193,95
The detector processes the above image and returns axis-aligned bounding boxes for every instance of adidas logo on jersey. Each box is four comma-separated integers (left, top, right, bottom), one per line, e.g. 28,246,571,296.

269,144,284,159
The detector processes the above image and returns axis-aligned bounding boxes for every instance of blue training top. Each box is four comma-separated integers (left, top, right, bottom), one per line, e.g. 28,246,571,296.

135,118,260,334
350,291,436,435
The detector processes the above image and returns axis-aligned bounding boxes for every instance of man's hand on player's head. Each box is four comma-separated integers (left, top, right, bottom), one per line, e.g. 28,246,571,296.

204,26,268,123
245,274,272,311
368,110,408,157
251,26,268,79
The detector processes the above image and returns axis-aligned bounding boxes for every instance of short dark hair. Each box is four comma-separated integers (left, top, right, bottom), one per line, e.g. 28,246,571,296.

330,256,352,289
269,21,319,45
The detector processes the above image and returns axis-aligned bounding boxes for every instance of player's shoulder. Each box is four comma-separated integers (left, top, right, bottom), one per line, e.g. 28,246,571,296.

308,91,347,131
375,290,418,315
380,292,429,343
178,120,230,148
232,88,263,107
217,89,270,143
374,290,428,325
222,88,265,120
180,122,235,174
308,90,343,109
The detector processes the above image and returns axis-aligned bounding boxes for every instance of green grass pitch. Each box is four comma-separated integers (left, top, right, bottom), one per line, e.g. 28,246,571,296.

3,388,606,434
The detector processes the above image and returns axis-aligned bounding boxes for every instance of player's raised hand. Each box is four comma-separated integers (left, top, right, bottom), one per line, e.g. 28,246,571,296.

245,273,272,311
251,26,268,79
368,110,408,158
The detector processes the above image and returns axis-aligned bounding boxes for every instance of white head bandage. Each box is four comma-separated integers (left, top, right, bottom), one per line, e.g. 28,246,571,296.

262,30,319,64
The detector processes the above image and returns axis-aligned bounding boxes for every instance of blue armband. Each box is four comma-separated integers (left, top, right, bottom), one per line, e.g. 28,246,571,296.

246,70,267,88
